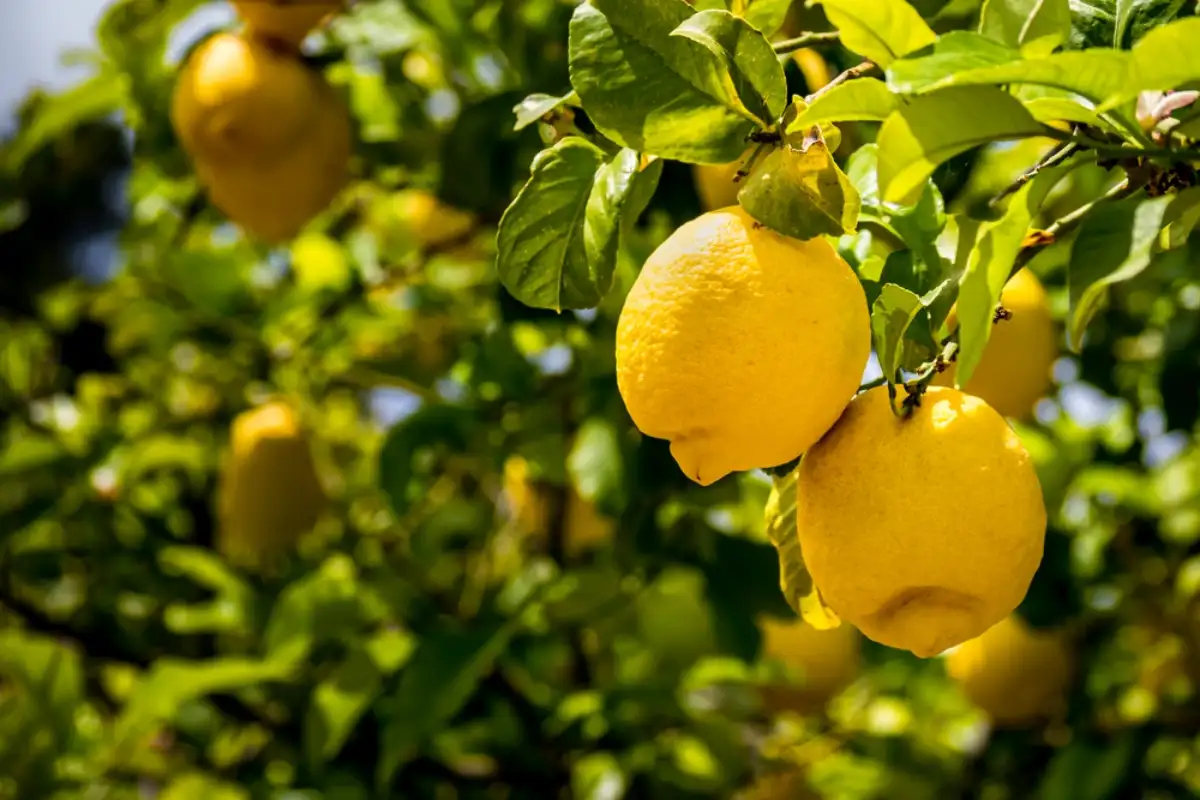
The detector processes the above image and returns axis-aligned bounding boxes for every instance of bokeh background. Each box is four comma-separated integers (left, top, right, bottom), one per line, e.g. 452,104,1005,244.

1,1,1199,799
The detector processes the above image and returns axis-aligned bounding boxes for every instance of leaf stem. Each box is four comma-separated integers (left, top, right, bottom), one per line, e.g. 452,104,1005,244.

990,141,1079,207
772,31,841,55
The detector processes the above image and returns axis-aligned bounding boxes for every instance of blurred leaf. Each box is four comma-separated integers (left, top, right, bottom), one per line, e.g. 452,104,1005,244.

876,85,1043,203
670,9,788,125
513,92,578,131
498,141,660,310
160,546,254,635
979,0,1071,51
376,614,528,785
811,0,937,67
110,657,294,758
572,751,629,800
1158,186,1200,249
1101,17,1200,108
378,404,473,516
739,0,794,35
568,0,756,163
0,632,82,746
568,417,624,509
305,645,383,768
4,74,125,171
871,283,925,380
1067,193,1173,351
1037,734,1136,800
954,160,1067,385
788,79,900,128
739,138,861,238
159,774,249,800
263,554,367,665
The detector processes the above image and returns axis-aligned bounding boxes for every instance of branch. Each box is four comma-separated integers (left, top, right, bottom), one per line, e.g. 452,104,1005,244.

806,61,878,103
772,31,841,55
990,141,1079,207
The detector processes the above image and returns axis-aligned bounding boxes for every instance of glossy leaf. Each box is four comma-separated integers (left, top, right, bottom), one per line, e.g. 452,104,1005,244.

738,0,793,35
739,139,861,239
787,78,900,128
1102,17,1200,108
979,0,1071,51
877,85,1043,204
670,9,788,125
811,0,937,67
512,91,577,131
568,0,757,163
872,283,925,381
763,469,837,628
1068,194,1173,351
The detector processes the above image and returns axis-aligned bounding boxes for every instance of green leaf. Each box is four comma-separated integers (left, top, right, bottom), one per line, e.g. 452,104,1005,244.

872,283,925,380
1037,734,1137,800
764,470,838,627
263,554,369,665
568,0,757,163
1067,193,1173,350
378,404,474,515
670,10,788,124
787,78,900,128
739,140,861,239
1102,17,1200,109
305,645,384,767
888,34,1130,104
811,0,937,67
1069,0,1118,48
512,91,578,131
376,616,527,786
954,162,1069,385
1074,0,1193,49
572,752,629,800
160,774,250,800
1018,88,1105,126
498,141,661,311
739,0,794,35
979,0,1072,51
567,417,625,510
4,74,125,171
877,85,1044,203
110,657,295,758
1158,186,1200,249
0,632,83,747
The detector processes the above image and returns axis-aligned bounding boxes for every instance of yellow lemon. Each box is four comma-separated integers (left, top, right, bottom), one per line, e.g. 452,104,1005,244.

946,615,1072,726
796,386,1046,658
616,206,870,486
792,48,833,92
389,189,477,250
171,32,317,165
503,456,614,555
693,158,744,211
759,615,860,712
936,269,1057,420
217,401,328,568
232,0,342,48
172,32,351,242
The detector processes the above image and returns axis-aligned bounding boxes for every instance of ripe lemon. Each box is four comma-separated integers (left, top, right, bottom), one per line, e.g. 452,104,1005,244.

171,32,316,165
796,386,1046,657
172,32,351,242
217,401,328,568
758,615,860,712
232,0,342,48
693,158,744,211
616,206,870,485
936,269,1057,419
946,615,1072,725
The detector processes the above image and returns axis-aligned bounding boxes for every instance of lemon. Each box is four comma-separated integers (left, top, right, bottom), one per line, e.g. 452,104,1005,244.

758,615,860,712
217,401,327,568
232,0,342,48
616,206,870,486
171,33,317,165
693,158,744,211
792,48,833,92
946,615,1072,725
172,32,351,242
389,189,477,250
936,269,1057,420
796,386,1046,657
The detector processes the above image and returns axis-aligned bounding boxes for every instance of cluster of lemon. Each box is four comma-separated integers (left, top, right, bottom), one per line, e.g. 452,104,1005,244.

170,1,349,243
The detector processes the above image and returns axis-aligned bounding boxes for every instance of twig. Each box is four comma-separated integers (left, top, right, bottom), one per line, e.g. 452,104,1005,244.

772,31,841,55
990,141,1079,207
807,61,878,103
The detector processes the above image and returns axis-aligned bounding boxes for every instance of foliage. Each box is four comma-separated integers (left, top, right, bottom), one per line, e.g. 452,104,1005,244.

0,0,1199,798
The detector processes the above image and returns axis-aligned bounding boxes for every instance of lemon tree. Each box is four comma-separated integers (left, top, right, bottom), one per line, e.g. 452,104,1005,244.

1,0,1200,798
